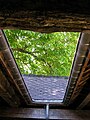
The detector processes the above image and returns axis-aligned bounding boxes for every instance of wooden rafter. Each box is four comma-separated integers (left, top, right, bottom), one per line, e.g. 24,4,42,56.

0,30,32,105
0,68,20,107
0,1,90,110
0,1,90,32
64,32,90,107
70,51,90,101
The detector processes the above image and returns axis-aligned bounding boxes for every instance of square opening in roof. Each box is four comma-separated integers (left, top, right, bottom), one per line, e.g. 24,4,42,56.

4,30,80,103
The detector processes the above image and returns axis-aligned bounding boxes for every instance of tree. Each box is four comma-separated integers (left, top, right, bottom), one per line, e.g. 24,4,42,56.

4,30,80,76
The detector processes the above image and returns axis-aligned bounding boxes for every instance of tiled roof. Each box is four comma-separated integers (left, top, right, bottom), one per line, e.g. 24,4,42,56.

23,75,68,103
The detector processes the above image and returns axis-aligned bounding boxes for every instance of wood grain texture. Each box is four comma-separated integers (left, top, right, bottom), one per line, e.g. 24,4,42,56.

0,1,90,32
64,33,90,106
0,30,32,105
0,68,20,107
0,108,90,120
70,51,90,102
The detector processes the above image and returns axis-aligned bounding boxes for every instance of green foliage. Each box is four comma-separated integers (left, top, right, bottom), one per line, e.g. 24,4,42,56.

4,30,80,76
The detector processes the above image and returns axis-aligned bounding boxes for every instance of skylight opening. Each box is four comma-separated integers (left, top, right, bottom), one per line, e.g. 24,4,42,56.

4,30,80,103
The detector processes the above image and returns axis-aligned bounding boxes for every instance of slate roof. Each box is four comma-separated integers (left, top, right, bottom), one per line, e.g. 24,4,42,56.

23,75,68,103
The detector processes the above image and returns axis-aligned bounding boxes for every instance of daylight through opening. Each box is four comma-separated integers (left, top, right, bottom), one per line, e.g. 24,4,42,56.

4,30,80,103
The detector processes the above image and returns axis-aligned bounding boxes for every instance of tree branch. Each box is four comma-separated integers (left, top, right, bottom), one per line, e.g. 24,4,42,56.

12,48,38,58
12,47,53,72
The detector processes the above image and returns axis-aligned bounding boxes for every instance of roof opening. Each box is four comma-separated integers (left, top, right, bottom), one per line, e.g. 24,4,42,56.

4,30,80,103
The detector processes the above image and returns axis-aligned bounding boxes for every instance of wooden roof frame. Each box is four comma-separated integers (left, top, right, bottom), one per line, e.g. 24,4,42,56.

0,30,90,109
0,1,90,119
64,33,90,107
0,1,90,33
0,30,32,106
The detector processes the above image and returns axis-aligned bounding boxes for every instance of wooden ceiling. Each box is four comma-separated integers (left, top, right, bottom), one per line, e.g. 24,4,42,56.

0,1,90,119
0,1,90,32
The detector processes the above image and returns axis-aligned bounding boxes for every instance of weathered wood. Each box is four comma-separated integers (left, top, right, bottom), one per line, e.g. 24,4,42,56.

64,33,90,105
0,1,90,32
0,108,90,120
70,51,90,102
77,93,90,109
0,30,32,105
0,68,20,107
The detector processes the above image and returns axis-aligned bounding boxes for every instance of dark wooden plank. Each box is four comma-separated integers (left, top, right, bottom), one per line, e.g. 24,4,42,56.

0,108,90,120
0,96,9,107
50,109,90,120
0,30,32,105
77,93,90,109
70,51,90,102
0,67,20,107
0,1,90,32
0,108,45,119
64,33,90,105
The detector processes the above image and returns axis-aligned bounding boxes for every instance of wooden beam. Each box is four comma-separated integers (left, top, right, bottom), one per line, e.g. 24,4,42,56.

70,51,90,102
0,30,32,105
0,108,90,120
0,1,90,32
0,69,20,107
64,33,90,105
77,93,90,109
